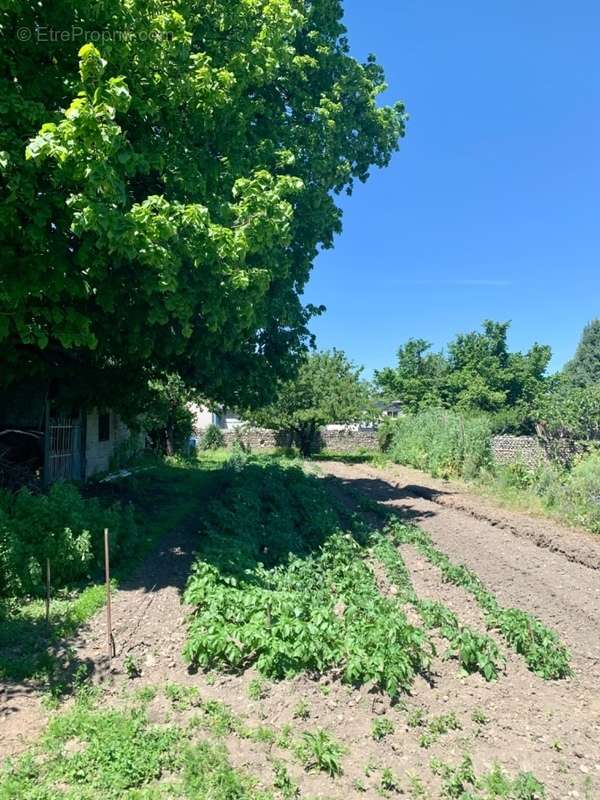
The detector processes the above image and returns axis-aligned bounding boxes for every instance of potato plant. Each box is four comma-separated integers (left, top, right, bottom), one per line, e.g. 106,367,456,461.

183,463,433,697
386,519,571,680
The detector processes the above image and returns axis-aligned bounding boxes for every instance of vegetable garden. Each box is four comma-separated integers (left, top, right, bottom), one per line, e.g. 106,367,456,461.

0,454,589,799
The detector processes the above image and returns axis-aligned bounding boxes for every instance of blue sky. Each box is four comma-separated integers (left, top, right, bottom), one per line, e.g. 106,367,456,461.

303,1,600,378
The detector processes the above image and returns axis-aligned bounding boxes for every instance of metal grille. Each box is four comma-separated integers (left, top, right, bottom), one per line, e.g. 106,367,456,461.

47,415,82,483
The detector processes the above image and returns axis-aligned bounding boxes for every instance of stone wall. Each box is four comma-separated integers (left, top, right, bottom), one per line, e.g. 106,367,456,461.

490,435,546,468
220,426,378,453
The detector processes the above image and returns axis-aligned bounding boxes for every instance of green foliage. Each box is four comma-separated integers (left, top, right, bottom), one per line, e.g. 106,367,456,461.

200,424,225,452
387,519,571,680
297,729,345,777
536,383,600,441
371,718,395,741
292,699,311,720
1,3,404,411
247,350,374,455
141,374,196,455
375,338,446,412
373,536,504,681
431,756,545,799
375,321,551,433
183,462,432,697
564,318,600,386
271,759,299,799
0,482,137,598
383,408,493,479
419,712,461,748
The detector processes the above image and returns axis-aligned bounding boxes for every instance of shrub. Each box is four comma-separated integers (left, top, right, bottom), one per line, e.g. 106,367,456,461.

386,408,493,479
200,424,225,451
556,452,600,532
0,483,138,598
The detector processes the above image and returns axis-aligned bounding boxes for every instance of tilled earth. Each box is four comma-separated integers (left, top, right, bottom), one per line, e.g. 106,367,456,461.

2,460,600,799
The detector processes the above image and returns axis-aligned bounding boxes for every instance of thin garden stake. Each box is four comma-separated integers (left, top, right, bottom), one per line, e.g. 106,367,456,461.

104,528,115,664
45,557,51,625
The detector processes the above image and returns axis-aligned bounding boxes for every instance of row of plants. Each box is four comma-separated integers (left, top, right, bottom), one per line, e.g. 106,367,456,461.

372,535,504,681
385,519,571,680
183,462,434,697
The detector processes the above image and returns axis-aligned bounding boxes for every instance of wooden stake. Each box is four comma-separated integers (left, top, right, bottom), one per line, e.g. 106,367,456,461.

104,528,115,665
45,558,51,625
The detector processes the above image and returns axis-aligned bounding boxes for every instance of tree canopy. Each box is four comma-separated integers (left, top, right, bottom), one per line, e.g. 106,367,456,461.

0,1,404,413
247,349,372,454
564,319,600,387
375,321,551,432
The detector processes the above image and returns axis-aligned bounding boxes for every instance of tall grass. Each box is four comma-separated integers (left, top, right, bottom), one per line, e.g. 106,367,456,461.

383,409,493,479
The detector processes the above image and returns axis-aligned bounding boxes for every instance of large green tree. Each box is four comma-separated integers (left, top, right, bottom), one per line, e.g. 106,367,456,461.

375,321,551,432
248,349,373,454
0,1,404,413
564,319,600,387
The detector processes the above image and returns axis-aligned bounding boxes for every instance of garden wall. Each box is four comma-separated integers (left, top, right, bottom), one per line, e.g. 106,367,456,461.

221,427,378,452
490,435,547,468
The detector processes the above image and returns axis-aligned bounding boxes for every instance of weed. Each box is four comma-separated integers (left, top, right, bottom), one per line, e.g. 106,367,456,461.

248,676,269,701
164,682,200,711
123,654,141,679
407,707,426,728
293,699,311,720
297,729,345,777
407,773,429,799
135,685,157,703
380,767,401,795
471,707,488,725
372,717,395,741
272,758,299,799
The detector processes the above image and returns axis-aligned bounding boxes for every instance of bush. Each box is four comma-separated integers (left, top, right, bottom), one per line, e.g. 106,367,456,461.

0,483,138,598
200,424,225,451
386,409,493,479
556,452,600,532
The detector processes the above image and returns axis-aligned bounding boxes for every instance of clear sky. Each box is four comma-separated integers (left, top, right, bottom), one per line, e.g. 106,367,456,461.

303,1,600,378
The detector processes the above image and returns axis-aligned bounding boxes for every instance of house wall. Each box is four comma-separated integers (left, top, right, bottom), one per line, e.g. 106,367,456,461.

85,408,136,477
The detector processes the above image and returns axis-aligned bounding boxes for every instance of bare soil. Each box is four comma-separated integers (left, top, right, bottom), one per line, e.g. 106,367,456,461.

2,460,600,800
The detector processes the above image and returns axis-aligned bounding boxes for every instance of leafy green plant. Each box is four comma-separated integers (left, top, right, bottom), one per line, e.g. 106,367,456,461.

371,718,395,741
183,463,433,698
271,759,299,799
123,655,141,679
164,682,200,711
297,729,345,777
0,482,137,598
200,424,225,451
292,699,311,720
386,519,571,680
380,767,401,795
247,676,269,701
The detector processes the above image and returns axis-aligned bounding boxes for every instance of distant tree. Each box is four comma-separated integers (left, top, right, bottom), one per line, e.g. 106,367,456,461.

376,321,551,432
564,319,600,386
248,351,373,456
374,339,445,412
